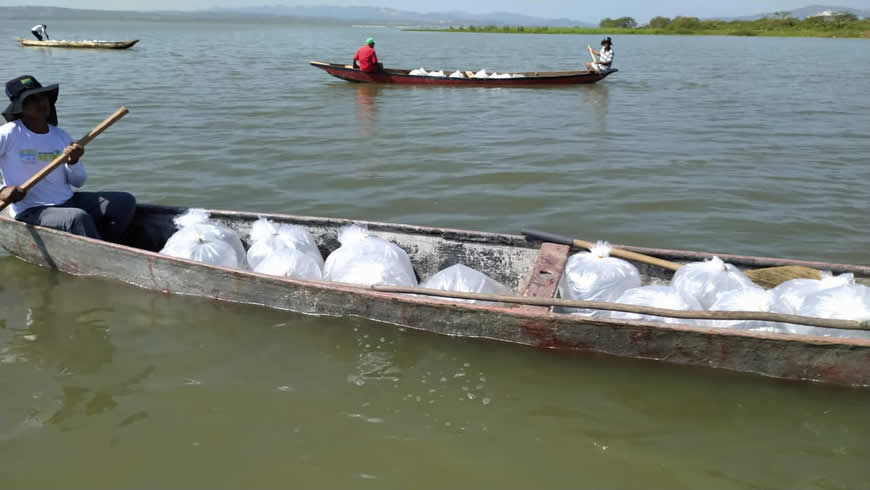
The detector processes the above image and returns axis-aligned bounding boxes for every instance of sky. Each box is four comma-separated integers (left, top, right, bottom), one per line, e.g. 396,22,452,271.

3,0,869,23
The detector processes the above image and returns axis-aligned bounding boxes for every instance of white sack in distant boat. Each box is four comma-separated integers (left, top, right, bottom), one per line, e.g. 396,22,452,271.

671,256,755,310
489,72,512,79
607,285,706,326
160,209,248,269
323,224,417,287
409,68,428,76
449,71,465,78
472,69,489,78
769,272,855,314
421,264,511,305
246,217,323,271
558,241,641,316
428,70,446,77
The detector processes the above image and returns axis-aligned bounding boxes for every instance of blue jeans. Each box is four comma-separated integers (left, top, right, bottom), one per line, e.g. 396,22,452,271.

15,191,137,243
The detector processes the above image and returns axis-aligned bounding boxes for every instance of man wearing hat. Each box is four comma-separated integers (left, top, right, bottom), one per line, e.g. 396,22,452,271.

586,37,614,73
0,75,136,243
353,38,383,73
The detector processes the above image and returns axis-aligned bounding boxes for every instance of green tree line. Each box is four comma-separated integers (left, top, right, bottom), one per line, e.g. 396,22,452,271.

436,12,870,38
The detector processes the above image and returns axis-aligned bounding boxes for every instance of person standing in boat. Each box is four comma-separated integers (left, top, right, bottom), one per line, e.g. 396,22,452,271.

586,37,614,72
31,24,49,41
353,38,383,73
0,75,137,243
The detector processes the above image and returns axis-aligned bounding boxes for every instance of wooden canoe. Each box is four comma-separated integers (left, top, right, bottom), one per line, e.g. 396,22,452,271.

15,37,139,49
310,61,616,86
2,204,869,387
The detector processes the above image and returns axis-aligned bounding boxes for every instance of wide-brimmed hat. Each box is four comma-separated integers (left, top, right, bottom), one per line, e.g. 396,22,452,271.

3,75,59,123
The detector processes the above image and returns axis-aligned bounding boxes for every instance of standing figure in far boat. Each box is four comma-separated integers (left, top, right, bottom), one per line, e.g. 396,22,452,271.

353,38,383,73
0,75,137,243
587,37,614,73
31,24,49,41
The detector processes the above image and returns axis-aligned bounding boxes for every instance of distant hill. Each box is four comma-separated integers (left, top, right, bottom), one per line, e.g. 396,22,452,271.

207,5,593,28
714,4,869,21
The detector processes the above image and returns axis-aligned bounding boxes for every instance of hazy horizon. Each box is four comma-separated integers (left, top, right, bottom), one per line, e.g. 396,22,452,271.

1,1,868,23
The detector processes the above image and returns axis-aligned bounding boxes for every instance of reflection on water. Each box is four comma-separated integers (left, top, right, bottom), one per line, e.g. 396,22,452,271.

583,83,609,130
354,84,382,137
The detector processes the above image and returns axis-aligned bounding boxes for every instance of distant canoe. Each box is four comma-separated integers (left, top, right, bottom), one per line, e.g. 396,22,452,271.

15,37,139,49
310,61,617,86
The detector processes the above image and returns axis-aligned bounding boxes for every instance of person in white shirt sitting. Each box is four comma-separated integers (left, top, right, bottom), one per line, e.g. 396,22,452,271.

31,24,49,41
586,37,614,73
0,75,137,243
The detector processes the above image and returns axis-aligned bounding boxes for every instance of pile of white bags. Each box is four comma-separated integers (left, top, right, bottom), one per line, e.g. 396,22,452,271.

323,225,417,287
246,217,323,280
607,285,706,325
707,286,786,332
160,209,248,269
558,241,641,316
421,264,510,305
671,256,756,309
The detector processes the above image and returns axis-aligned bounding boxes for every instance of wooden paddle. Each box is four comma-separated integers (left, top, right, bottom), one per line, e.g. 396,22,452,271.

0,107,128,213
521,229,821,289
587,46,600,73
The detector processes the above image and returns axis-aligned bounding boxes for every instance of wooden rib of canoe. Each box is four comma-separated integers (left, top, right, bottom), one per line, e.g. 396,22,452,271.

309,61,616,86
2,204,869,387
15,37,139,49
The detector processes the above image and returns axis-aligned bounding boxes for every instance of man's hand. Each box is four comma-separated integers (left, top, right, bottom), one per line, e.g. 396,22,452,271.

0,185,26,203
65,143,85,165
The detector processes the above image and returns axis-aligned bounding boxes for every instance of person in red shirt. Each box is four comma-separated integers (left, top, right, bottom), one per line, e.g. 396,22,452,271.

353,38,382,73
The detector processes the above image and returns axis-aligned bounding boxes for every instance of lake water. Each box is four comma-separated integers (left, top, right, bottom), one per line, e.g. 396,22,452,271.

1,11,870,489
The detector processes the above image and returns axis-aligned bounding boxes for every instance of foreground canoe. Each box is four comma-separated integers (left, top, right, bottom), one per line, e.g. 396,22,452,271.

2,204,869,386
310,61,616,86
15,37,139,49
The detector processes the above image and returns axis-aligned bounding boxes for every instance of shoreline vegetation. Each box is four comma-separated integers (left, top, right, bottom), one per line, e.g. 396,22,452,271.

411,14,870,39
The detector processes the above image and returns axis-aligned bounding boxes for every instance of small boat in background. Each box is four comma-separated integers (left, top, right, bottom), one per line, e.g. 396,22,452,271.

15,37,139,49
310,61,616,86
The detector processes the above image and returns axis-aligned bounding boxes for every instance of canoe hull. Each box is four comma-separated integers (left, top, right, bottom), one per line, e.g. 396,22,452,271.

2,204,870,387
310,61,616,86
15,38,139,49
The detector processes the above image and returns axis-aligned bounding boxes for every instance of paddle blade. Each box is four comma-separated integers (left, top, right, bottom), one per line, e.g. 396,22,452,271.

745,265,821,289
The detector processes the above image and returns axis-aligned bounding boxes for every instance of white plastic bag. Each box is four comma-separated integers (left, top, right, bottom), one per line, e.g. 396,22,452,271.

558,241,641,316
246,217,323,271
472,69,489,78
428,70,446,77
449,71,465,78
707,286,789,332
770,272,854,314
253,248,323,280
160,209,248,269
323,225,417,287
607,285,706,325
793,284,870,339
421,264,510,305
671,256,755,309
409,67,428,76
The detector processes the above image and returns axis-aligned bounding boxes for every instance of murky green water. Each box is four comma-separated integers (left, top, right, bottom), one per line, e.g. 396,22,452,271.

1,11,869,488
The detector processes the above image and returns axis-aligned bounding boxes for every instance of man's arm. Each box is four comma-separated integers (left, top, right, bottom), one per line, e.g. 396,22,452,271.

0,185,25,203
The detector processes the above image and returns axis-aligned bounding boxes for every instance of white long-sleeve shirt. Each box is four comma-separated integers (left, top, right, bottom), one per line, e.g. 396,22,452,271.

31,24,48,38
0,120,87,218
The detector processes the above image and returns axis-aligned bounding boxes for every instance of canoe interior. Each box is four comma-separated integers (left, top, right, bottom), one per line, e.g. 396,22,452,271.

125,204,869,292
